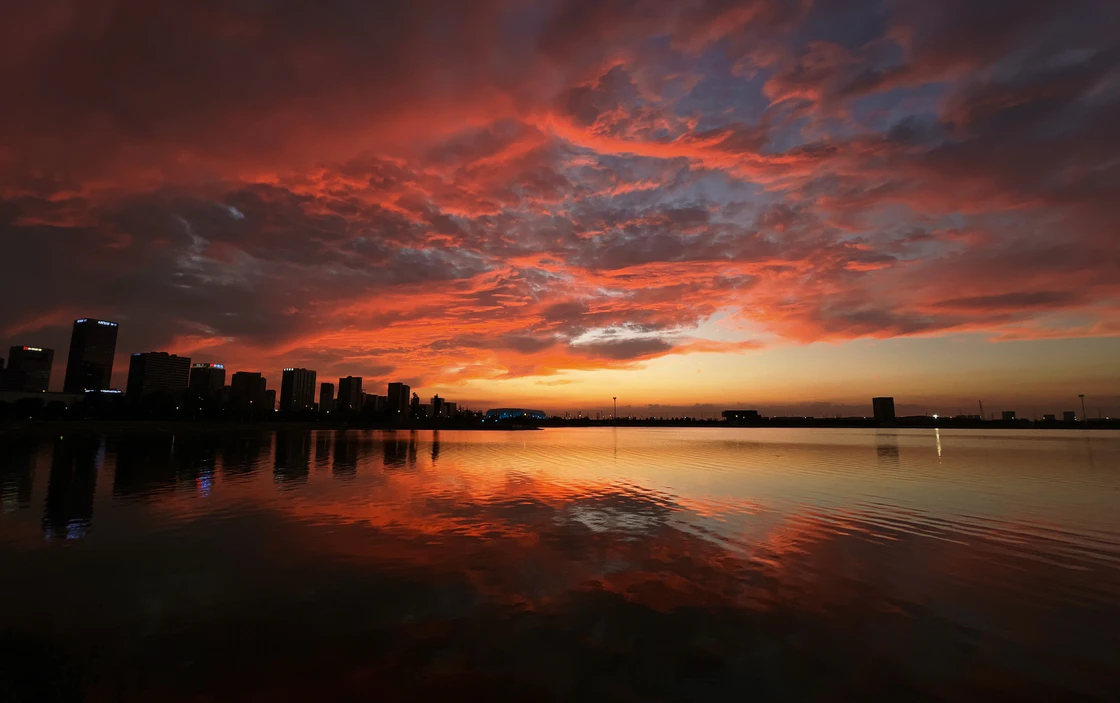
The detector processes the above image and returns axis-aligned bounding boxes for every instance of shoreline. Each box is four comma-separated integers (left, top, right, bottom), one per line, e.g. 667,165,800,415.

1,419,1116,435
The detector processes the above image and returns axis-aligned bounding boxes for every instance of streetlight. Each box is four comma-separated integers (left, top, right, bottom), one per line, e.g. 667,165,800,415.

1079,394,1086,422
613,396,617,425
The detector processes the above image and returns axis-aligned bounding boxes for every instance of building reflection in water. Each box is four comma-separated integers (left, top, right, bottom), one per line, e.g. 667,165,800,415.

0,438,37,511
431,431,440,464
219,434,269,479
875,431,901,466
314,432,332,472
333,432,358,479
112,436,177,499
274,432,311,486
381,432,418,470
43,437,103,540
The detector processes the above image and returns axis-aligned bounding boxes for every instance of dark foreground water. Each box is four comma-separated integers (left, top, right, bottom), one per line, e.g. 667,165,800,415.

1,428,1118,701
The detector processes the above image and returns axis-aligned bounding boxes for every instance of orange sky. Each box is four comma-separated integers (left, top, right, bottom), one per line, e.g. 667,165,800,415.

1,1,1119,416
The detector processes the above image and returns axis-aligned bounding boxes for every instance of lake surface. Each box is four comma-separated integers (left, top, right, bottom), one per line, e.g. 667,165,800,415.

1,428,1118,701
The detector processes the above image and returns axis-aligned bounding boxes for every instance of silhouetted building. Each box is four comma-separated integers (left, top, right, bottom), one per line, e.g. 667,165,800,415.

5,345,54,392
126,352,191,404
431,394,444,418
264,389,277,411
1001,410,1016,421
280,368,317,412
1064,411,1077,422
1043,414,1056,422
363,394,387,413
188,363,226,398
338,376,362,412
443,401,457,418
319,382,335,413
63,318,119,393
872,397,896,425
387,382,410,418
230,371,268,408
722,409,760,425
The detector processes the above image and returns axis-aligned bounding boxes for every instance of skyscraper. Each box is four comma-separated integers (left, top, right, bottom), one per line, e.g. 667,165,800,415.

230,372,268,408
337,376,363,412
188,363,226,398
63,318,119,393
5,346,55,392
431,394,444,418
279,368,316,412
387,382,410,418
319,382,336,413
126,352,191,403
872,397,896,425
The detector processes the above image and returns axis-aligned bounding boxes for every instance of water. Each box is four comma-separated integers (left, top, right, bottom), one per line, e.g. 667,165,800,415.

1,428,1118,701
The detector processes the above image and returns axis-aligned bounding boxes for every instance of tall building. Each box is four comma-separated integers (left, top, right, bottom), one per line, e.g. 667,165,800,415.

431,394,444,418
1001,410,1017,421
319,382,336,413
230,372,268,408
337,376,363,412
387,382,410,418
264,389,277,411
872,397,896,425
5,346,55,392
280,368,316,412
126,352,190,403
63,318,119,393
188,363,226,398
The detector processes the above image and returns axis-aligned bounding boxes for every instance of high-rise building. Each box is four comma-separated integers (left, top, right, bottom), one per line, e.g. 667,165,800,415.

387,382,410,418
444,402,457,418
872,397,896,425
188,363,226,398
264,389,277,411
126,352,190,403
280,368,316,412
337,376,363,412
230,372,268,408
319,382,336,413
431,394,444,418
63,318,119,393
5,346,55,392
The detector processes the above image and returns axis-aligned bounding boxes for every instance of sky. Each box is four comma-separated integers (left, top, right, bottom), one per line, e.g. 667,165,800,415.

1,0,1119,417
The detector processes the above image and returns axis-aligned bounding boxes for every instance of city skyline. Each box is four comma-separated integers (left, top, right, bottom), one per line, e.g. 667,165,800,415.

0,315,1113,419
1,2,1119,418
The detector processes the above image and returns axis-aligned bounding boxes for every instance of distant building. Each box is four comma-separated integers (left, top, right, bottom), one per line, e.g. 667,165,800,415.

337,376,363,412
230,371,268,408
264,389,277,411
126,352,191,403
484,408,546,422
722,409,760,426
319,382,336,413
188,363,226,398
444,402,457,418
5,346,55,392
387,382,410,418
363,394,387,413
1001,411,1016,421
279,368,316,412
1043,414,1056,422
1063,411,1077,422
872,397,896,425
63,318,119,393
431,394,444,418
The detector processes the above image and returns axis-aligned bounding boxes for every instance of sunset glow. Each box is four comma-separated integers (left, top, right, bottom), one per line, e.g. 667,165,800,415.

2,1,1118,416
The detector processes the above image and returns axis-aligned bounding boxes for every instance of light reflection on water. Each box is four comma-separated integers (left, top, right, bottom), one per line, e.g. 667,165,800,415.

1,428,1118,700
